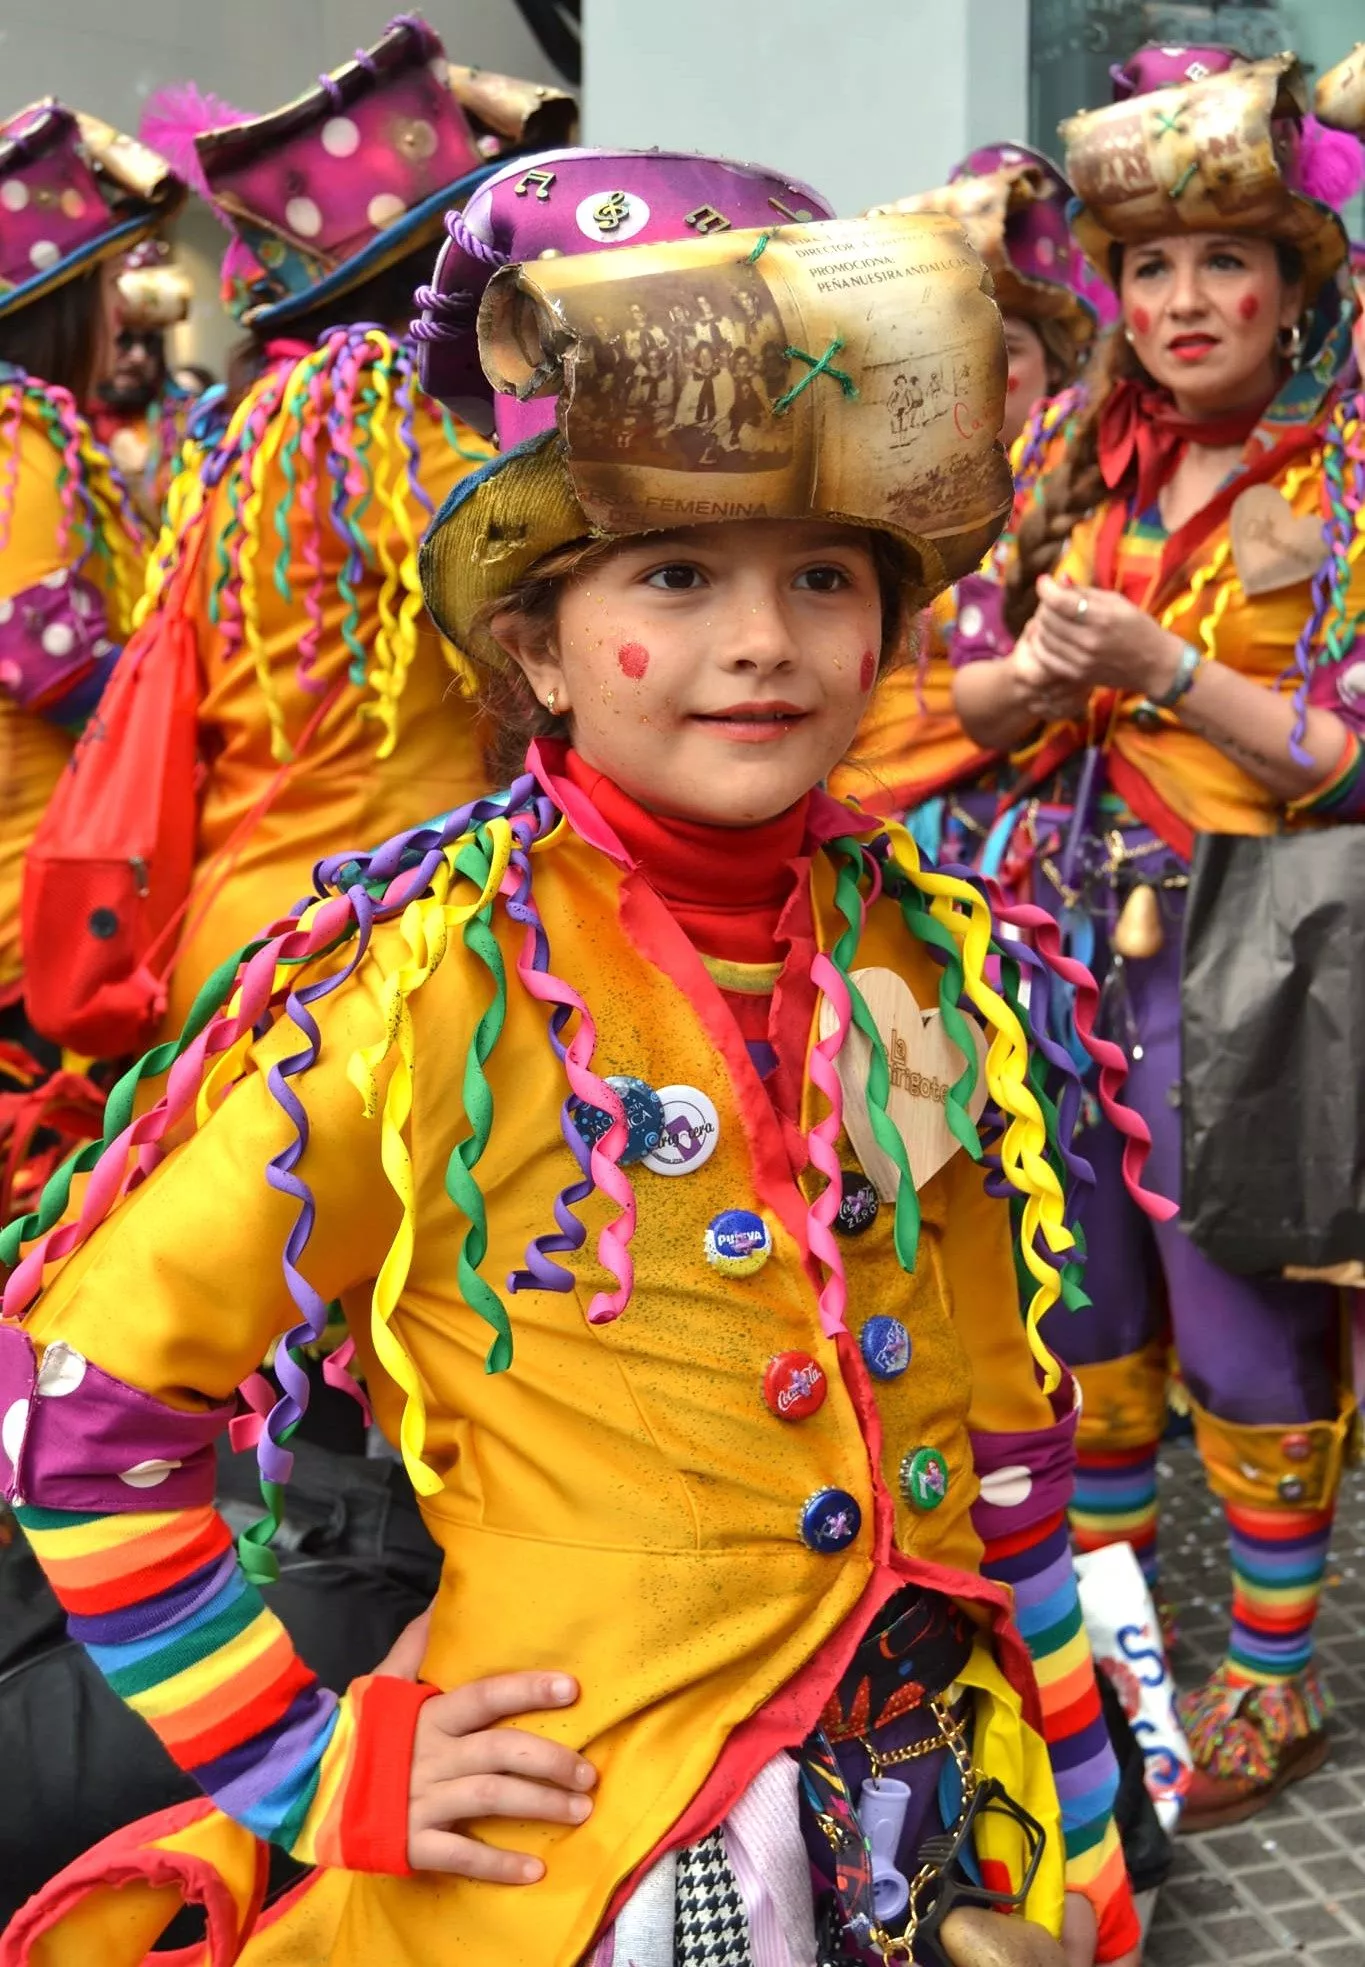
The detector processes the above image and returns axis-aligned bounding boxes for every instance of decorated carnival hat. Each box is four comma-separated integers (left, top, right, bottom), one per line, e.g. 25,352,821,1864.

0,101,183,320
1316,43,1365,136
414,146,833,446
116,237,192,330
419,208,1013,668
866,143,1098,348
1061,52,1349,300
192,13,498,327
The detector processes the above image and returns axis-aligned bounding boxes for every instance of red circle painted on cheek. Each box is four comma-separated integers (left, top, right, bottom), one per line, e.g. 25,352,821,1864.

859,650,876,692
1130,305,1151,336
616,641,649,680
1238,293,1260,323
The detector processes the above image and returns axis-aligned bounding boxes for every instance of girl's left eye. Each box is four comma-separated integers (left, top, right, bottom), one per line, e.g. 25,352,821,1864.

1207,252,1247,273
644,563,706,590
794,565,851,592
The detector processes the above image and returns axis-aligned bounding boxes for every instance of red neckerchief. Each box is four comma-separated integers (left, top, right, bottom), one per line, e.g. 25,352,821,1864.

1097,378,1274,516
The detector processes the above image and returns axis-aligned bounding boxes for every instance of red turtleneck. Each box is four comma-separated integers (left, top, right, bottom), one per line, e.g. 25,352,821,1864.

561,749,816,1098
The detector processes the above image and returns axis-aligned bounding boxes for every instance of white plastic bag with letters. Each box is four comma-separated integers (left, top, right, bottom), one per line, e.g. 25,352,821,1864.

1075,1541,1192,1833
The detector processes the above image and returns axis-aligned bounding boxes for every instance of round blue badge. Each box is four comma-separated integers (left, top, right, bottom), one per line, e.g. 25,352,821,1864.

799,1487,862,1554
704,1209,773,1277
860,1316,912,1381
569,1075,665,1166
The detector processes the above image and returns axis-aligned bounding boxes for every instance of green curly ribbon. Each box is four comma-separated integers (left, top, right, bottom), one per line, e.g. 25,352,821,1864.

883,865,985,1158
443,832,513,1372
827,839,922,1273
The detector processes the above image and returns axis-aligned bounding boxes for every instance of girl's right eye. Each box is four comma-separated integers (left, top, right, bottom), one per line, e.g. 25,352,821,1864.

1130,258,1166,283
644,563,706,590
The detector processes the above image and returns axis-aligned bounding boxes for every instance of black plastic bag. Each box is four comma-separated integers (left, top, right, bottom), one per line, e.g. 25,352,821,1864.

1181,829,1365,1273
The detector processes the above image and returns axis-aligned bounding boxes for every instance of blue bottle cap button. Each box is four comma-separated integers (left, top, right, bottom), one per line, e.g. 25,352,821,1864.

569,1075,665,1166
835,1170,880,1236
860,1316,911,1381
704,1208,772,1276
799,1487,862,1553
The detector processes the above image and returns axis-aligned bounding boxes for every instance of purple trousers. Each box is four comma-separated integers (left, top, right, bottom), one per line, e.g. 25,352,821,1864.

1035,871,1340,1428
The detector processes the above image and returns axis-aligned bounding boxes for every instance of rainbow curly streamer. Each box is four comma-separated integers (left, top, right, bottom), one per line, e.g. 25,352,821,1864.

1285,395,1365,760
147,326,473,756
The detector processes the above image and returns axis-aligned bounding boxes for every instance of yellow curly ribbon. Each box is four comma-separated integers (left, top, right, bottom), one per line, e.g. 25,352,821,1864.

238,403,294,765
885,822,1071,1389
344,820,514,1491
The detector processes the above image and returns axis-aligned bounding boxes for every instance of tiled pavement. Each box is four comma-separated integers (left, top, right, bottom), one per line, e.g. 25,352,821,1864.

1143,1441,1365,1965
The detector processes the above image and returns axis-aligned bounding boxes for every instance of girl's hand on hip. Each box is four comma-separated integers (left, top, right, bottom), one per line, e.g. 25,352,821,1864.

408,1671,595,1878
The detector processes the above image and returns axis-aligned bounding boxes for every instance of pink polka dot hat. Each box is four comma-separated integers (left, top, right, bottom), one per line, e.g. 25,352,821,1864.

0,100,183,321
193,13,508,329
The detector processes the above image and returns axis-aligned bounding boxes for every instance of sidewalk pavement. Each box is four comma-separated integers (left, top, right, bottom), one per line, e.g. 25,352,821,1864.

1143,1441,1365,1965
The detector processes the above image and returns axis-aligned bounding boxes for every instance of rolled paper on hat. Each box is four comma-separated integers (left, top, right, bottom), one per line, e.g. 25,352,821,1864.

1316,43,1365,135
117,239,193,328
420,210,1012,664
445,65,578,158
415,146,834,439
867,153,1095,346
1061,54,1349,299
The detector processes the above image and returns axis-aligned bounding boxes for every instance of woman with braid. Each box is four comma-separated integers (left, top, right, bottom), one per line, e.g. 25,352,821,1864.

0,101,179,1175
0,158,1153,1966
951,44,1365,1830
831,145,1100,845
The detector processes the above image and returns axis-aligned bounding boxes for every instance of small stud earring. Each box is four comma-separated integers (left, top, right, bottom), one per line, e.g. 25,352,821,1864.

545,688,558,716
1123,326,1136,346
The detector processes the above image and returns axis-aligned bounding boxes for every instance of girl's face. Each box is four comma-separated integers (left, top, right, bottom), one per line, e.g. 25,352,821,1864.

495,518,887,826
1119,232,1300,413
1000,314,1049,448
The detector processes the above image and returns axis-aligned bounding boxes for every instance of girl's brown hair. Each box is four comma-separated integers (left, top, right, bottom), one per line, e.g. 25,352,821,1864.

472,528,921,785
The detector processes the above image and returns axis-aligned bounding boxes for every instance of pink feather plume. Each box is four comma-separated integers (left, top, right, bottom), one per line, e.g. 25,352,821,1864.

138,82,250,214
1296,116,1365,212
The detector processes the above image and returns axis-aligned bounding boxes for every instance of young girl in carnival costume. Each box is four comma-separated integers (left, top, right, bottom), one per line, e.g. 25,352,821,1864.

946,43,1365,1830
831,147,1103,843
102,17,515,1040
0,101,181,1193
0,157,1157,1967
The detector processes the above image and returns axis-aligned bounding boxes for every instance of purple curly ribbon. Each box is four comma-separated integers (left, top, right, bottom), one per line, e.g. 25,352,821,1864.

501,823,595,1293
392,347,433,518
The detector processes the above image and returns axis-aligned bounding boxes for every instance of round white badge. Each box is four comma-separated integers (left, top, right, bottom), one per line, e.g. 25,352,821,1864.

642,1085,720,1177
575,188,651,244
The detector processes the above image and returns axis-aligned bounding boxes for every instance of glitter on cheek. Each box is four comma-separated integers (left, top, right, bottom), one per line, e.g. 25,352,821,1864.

1238,292,1260,322
859,650,876,691
617,641,649,679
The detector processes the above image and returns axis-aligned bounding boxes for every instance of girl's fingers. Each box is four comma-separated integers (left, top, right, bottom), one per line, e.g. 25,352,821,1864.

425,1671,579,1738
413,1771,596,1831
407,1827,547,1882
427,1726,596,1793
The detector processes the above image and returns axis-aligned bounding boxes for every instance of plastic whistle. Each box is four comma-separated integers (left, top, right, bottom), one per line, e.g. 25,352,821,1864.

859,1774,912,1924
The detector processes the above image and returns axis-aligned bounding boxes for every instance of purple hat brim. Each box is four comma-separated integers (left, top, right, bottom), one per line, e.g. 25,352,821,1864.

241,157,509,330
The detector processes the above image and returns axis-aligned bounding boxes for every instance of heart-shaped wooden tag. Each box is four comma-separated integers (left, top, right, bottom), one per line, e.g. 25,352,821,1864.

817,967,988,1200
1229,485,1327,597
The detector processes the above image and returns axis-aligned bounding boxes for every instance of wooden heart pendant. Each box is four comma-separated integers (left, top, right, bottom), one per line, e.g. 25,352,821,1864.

1229,485,1328,597
817,966,988,1200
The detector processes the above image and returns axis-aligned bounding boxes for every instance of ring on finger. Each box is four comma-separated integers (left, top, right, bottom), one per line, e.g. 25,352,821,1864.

1073,596,1088,621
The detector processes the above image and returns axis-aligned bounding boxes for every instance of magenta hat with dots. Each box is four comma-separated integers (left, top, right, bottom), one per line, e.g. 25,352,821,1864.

412,147,833,446
194,14,495,329
0,100,182,322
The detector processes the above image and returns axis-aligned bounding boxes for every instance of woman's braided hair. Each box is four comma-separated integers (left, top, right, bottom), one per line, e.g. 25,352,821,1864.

1003,326,1143,637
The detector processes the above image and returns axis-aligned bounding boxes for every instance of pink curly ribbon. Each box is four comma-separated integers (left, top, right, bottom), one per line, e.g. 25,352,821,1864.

321,1334,372,1423
979,883,1177,1223
228,1371,276,1453
510,901,636,1326
805,950,853,1339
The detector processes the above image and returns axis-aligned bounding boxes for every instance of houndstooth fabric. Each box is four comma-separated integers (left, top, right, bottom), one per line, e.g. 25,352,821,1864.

673,1826,754,1966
